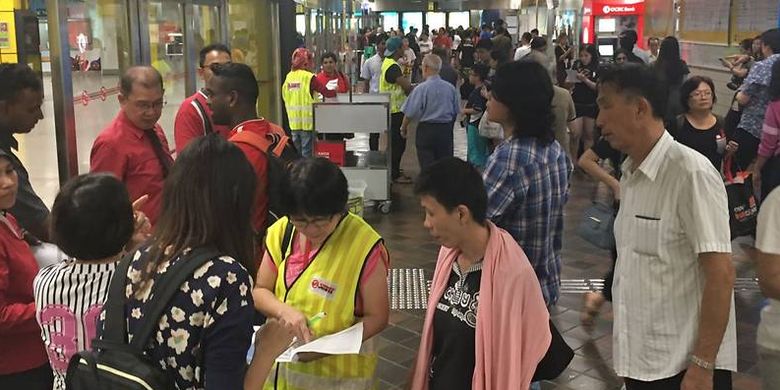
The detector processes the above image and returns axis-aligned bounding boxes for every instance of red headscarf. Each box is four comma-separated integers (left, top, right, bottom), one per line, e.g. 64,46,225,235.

291,48,314,70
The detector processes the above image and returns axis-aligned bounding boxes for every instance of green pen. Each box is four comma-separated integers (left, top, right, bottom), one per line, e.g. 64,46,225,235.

308,311,327,326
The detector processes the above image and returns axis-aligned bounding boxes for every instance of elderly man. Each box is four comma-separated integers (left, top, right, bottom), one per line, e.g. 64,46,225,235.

91,66,173,226
400,54,459,171
597,64,736,389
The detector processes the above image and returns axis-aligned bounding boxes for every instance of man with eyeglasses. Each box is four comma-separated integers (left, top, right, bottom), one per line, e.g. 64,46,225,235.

173,44,232,153
90,66,173,226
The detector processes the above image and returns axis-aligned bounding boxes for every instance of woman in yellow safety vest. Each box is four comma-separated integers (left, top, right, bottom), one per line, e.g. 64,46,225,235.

281,48,320,157
252,157,390,390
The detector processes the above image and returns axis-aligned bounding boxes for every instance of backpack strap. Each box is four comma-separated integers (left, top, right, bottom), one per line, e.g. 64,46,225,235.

129,247,220,351
101,250,138,344
231,129,274,154
192,95,213,135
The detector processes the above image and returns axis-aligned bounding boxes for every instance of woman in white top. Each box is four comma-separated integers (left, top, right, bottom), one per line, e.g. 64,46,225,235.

419,33,433,57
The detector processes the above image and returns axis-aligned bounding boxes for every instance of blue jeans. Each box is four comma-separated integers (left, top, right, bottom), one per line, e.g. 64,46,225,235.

292,130,315,157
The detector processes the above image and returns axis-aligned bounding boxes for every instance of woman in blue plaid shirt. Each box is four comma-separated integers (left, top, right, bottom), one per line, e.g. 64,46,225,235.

482,60,573,306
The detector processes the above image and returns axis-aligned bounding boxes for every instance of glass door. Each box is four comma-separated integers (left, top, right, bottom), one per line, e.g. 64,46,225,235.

146,1,185,144
65,0,133,174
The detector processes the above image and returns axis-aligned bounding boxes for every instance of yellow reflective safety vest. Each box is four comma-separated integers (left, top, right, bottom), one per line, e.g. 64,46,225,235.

282,69,316,131
264,213,383,390
379,58,406,114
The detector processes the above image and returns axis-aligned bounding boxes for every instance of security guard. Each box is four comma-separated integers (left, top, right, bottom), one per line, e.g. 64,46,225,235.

379,37,414,184
282,48,321,157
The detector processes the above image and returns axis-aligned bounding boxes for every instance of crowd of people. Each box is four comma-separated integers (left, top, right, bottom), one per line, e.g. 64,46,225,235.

2,15,780,390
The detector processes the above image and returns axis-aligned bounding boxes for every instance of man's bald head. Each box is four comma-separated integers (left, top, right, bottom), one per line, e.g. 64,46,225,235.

120,66,164,96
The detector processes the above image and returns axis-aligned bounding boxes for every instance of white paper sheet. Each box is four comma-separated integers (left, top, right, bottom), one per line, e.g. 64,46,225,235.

275,322,364,363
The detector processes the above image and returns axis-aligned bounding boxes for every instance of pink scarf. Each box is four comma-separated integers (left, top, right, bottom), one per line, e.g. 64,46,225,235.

411,222,551,389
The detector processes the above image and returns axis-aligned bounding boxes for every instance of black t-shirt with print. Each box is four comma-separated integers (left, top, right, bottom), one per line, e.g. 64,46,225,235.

430,263,481,390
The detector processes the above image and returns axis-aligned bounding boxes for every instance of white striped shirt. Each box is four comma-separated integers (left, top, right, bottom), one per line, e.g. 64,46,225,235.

613,131,737,380
33,260,117,390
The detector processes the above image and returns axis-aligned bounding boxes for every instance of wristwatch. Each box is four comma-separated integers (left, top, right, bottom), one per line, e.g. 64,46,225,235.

690,355,715,371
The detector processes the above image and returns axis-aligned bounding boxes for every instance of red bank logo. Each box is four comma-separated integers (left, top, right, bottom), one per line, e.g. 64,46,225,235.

603,5,636,14
311,278,337,298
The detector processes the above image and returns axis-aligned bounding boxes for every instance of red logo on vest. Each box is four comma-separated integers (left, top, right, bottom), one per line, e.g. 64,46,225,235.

310,278,337,298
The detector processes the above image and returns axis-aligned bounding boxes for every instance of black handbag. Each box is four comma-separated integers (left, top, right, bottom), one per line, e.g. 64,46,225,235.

723,156,758,239
576,202,616,250
532,320,574,381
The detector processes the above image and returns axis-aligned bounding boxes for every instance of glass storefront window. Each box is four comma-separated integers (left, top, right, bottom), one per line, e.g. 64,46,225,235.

296,14,306,35
426,12,445,32
402,12,422,33
380,12,398,32
148,1,185,145
448,11,469,29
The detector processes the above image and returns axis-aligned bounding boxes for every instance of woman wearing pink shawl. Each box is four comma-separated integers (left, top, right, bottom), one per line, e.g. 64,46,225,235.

410,157,552,390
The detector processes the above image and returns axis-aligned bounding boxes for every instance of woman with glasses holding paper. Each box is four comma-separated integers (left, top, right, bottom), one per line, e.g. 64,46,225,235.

252,157,390,390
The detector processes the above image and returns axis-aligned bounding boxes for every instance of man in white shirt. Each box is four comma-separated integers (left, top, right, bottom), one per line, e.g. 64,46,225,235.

596,64,737,389
514,32,533,61
360,34,387,94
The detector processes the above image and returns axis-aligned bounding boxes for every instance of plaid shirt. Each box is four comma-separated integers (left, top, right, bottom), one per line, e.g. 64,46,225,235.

483,136,572,305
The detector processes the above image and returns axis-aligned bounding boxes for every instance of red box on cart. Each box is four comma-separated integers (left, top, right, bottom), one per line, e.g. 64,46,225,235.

315,140,346,166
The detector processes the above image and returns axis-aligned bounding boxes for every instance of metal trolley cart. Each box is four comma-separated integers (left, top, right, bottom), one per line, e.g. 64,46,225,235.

314,99,393,214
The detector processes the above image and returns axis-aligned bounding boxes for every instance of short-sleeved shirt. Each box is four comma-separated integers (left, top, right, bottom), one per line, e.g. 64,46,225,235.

483,137,572,305
613,131,737,380
360,54,384,93
0,133,49,233
465,85,487,126
551,86,576,148
430,261,481,390
173,91,232,153
90,112,173,225
105,247,255,390
759,100,780,158
670,115,726,170
739,54,780,138
459,44,475,68
401,75,460,124
34,260,117,389
756,187,780,351
571,62,599,105
384,63,402,85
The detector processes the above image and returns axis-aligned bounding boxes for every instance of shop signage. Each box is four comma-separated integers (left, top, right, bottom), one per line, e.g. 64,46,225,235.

602,5,637,14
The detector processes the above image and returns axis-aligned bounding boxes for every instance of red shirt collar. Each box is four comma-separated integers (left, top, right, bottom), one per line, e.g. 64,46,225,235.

116,110,152,140
231,118,269,135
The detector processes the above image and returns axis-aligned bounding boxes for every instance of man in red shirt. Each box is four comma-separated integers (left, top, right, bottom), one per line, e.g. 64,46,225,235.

173,44,232,153
433,27,453,49
205,62,271,239
90,66,173,226
314,52,350,100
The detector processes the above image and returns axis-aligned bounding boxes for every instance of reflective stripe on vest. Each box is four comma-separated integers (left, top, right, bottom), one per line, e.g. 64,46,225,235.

264,214,383,390
379,58,405,114
282,70,316,131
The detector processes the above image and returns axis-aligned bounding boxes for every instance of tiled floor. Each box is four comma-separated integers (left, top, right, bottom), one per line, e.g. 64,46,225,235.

20,104,764,389
359,126,764,390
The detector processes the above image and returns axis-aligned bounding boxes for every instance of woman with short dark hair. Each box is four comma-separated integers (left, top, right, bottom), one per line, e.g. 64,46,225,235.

410,157,551,389
482,61,572,306
670,75,728,170
33,173,134,389
253,157,390,388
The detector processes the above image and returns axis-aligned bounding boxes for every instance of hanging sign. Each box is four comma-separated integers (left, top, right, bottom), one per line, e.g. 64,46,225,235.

0,22,10,49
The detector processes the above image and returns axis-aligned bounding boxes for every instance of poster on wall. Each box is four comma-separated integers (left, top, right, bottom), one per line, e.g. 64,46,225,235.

0,22,9,49
67,19,91,51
